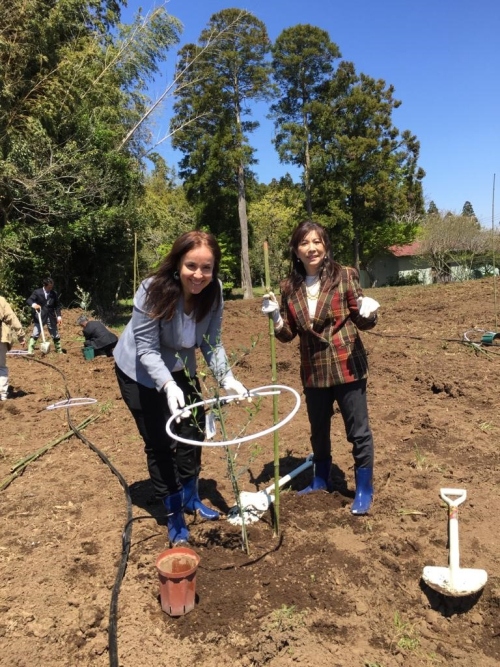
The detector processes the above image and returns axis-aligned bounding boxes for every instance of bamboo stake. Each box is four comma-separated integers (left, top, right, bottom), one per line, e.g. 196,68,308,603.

1,415,99,492
263,241,280,536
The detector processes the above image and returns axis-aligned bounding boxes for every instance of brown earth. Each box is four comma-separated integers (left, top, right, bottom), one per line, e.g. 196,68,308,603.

1,278,499,667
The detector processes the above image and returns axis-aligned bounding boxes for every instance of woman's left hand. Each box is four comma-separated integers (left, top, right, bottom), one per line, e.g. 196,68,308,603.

356,296,380,319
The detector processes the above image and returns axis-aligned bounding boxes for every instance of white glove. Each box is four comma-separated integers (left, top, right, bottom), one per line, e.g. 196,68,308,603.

262,292,283,328
356,296,380,319
164,381,191,423
221,376,252,403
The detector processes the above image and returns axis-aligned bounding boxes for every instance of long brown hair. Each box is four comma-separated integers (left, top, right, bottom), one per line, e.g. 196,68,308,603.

144,231,221,322
281,220,342,297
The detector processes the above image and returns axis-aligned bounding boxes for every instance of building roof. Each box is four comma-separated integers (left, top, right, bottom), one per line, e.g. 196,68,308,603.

388,241,422,257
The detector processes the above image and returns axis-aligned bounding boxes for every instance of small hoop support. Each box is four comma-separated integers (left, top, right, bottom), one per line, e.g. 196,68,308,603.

166,384,301,447
46,397,98,411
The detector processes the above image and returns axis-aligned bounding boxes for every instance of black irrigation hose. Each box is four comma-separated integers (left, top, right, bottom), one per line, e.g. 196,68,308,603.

22,355,203,667
66,409,132,667
22,356,132,667
365,329,500,354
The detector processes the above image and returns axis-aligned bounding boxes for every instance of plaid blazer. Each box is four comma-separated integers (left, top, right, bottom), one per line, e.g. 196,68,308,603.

275,267,377,388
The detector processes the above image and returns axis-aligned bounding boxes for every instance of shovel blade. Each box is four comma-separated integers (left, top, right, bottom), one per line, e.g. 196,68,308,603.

422,565,487,597
239,490,273,513
40,342,51,355
227,506,261,526
226,491,274,526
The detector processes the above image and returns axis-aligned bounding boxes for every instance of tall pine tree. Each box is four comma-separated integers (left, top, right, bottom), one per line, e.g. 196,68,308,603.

271,25,341,216
171,9,273,298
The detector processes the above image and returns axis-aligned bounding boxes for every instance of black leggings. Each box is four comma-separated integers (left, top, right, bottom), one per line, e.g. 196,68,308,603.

115,365,206,499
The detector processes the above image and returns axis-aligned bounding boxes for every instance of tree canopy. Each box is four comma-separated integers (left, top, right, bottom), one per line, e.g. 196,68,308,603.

1,7,431,307
0,0,181,311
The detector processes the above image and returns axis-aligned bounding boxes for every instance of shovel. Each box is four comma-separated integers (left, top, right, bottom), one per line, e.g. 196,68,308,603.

227,454,313,525
422,488,487,597
36,310,51,355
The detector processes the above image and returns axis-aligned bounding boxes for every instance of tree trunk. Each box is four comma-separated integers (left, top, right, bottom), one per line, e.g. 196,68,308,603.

303,108,312,217
352,233,360,273
234,89,253,300
238,162,253,299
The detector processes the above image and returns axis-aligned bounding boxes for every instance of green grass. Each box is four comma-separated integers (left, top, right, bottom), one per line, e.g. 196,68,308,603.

271,604,306,631
392,611,420,653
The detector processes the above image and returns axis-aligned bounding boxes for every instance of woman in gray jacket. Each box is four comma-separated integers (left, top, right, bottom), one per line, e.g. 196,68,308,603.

114,231,247,545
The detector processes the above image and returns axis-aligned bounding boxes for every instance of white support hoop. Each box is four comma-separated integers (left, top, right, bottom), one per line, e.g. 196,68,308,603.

166,384,301,447
46,398,98,411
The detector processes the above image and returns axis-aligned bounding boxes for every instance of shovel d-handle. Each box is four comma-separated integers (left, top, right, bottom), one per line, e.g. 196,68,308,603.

440,488,467,587
440,488,467,507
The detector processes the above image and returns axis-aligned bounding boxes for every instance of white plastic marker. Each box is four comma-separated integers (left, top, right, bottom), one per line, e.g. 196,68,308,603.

422,488,487,596
165,384,301,447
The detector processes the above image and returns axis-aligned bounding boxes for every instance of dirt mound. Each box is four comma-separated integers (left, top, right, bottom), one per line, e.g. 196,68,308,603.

1,280,499,667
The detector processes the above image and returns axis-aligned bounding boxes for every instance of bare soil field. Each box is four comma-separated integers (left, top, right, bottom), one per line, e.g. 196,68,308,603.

1,278,499,667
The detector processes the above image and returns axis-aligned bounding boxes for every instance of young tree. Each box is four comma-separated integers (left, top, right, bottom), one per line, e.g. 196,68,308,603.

271,25,341,216
171,9,274,299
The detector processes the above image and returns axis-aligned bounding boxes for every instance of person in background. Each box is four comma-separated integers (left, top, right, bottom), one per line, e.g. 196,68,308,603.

262,220,380,515
26,277,63,354
0,296,26,401
114,230,248,545
76,315,118,357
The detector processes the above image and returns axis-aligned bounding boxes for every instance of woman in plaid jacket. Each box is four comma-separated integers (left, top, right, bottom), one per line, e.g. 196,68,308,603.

262,221,380,515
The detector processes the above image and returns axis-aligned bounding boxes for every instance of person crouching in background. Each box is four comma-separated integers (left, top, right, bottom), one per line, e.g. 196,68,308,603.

76,315,118,357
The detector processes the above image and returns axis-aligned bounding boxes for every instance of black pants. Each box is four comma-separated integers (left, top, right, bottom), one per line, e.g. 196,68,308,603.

94,342,116,357
115,365,206,499
304,379,374,468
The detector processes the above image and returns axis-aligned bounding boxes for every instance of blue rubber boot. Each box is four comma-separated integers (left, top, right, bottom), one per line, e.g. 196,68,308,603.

297,459,333,495
163,491,190,544
351,467,373,515
182,477,220,520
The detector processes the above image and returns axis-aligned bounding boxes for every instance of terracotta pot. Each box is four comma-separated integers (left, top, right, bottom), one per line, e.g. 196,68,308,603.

155,547,200,616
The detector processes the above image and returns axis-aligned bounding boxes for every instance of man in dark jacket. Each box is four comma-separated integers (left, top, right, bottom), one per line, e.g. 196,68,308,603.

26,277,63,353
76,315,118,357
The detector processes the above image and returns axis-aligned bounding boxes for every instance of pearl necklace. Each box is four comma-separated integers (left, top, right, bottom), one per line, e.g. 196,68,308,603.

305,275,321,301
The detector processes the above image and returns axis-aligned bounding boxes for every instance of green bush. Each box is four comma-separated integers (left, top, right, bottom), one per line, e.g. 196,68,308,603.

387,271,422,286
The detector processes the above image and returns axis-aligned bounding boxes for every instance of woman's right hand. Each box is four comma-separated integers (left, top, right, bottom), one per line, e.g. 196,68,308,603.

164,381,191,423
262,292,283,328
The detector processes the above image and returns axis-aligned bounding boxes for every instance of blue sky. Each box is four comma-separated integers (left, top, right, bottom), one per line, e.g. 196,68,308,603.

122,0,499,228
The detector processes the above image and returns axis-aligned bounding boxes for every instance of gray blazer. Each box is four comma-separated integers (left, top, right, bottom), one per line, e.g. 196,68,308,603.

113,278,234,391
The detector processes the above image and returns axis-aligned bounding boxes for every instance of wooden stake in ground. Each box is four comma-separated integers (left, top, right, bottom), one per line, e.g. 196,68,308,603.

263,241,281,536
